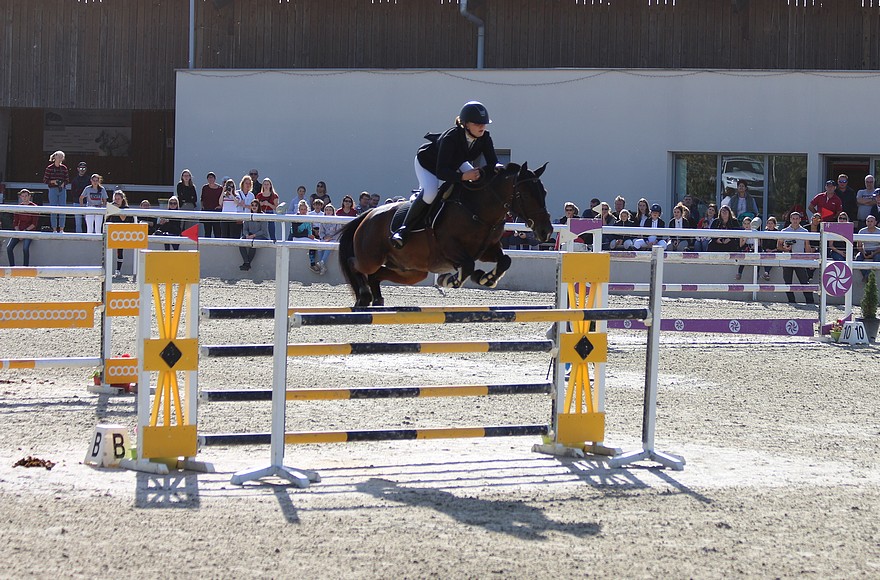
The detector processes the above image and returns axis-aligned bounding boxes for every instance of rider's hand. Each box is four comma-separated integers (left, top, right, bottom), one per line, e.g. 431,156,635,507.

462,169,481,182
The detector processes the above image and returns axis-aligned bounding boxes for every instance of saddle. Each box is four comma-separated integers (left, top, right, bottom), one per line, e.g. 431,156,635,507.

389,182,455,233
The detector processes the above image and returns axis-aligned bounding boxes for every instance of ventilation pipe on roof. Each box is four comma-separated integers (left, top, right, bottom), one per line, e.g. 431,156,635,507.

459,0,485,69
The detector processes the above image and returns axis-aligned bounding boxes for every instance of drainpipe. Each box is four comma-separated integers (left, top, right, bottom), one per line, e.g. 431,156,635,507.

459,0,485,69
188,0,195,69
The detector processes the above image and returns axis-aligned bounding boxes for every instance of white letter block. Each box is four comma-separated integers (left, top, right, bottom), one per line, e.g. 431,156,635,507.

84,424,130,468
842,321,869,345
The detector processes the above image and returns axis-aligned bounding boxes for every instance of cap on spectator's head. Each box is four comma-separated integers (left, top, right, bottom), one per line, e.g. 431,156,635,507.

825,179,836,186
650,203,662,213
591,197,600,205
77,162,87,168
207,171,216,178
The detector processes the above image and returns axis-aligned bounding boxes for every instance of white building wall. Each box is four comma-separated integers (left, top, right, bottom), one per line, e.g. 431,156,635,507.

175,68,880,214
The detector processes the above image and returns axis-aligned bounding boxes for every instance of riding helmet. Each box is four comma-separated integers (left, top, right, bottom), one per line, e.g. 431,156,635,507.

650,204,662,213
459,101,492,125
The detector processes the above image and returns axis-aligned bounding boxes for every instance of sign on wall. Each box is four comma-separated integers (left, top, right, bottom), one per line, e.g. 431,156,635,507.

43,109,131,157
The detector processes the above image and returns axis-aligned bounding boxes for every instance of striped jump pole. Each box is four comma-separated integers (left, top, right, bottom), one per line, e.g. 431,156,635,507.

291,307,649,327
0,357,102,370
201,304,554,320
201,340,554,358
202,425,550,447
0,266,104,278
201,382,553,402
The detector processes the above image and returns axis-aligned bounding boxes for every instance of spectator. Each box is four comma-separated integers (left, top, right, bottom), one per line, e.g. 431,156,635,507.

289,199,318,272
869,192,880,223
255,177,280,241
6,190,39,267
238,200,269,271
806,212,823,279
667,203,692,252
709,204,740,252
42,150,69,233
176,169,198,210
79,173,107,234
808,180,842,222
633,204,667,250
336,195,357,217
200,172,223,238
612,196,627,220
633,198,650,227
777,212,814,304
315,203,344,275
761,215,780,280
509,217,542,250
597,202,614,226
681,194,701,223
69,161,90,233
735,215,756,280
310,181,332,206
138,200,157,234
355,191,372,214
856,215,880,281
370,192,381,208
106,190,131,277
694,203,717,252
581,197,600,218
308,197,325,268
855,175,877,229
828,212,850,262
219,178,239,238
248,169,260,190
155,196,183,250
609,209,634,250
729,180,759,221
556,202,579,225
836,174,857,222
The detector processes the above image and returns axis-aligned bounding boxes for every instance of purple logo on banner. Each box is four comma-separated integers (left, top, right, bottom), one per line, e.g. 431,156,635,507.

823,262,852,297
569,218,603,235
824,222,854,243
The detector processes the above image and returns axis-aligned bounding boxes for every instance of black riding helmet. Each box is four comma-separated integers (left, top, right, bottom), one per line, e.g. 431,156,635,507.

459,101,492,125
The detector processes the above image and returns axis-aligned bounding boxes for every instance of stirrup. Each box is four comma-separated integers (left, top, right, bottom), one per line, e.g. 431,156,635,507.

390,230,407,249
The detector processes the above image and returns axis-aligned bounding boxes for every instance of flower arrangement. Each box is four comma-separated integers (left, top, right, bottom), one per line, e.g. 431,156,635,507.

831,320,844,333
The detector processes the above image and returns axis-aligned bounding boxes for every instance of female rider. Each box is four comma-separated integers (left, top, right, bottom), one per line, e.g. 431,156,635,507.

390,101,499,249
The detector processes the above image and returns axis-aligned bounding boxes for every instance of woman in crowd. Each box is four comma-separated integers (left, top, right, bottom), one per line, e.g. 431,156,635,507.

219,178,239,238
336,195,358,217
6,190,39,267
708,204,740,252
200,172,223,238
155,196,184,251
315,203,345,275
176,169,198,210
695,203,717,252
106,189,131,277
735,215,756,280
255,177,280,241
761,215,780,280
79,173,107,234
828,211,850,262
238,200,269,271
667,203,693,252
609,208,634,250
806,212,823,279
42,150,69,232
633,198,651,227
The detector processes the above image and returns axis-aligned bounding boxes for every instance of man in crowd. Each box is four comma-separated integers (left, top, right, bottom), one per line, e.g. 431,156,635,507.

855,175,878,229
856,214,880,281
835,173,858,221
808,180,842,222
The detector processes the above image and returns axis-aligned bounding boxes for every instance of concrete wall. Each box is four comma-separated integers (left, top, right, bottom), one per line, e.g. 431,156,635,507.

176,68,880,215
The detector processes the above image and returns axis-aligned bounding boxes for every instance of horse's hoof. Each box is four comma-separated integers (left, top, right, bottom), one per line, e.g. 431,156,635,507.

438,273,457,288
372,299,385,307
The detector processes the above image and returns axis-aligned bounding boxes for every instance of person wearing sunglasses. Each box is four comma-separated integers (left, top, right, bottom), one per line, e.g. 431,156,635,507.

835,173,858,222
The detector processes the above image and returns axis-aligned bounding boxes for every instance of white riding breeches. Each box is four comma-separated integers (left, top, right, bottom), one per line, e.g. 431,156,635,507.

414,156,474,204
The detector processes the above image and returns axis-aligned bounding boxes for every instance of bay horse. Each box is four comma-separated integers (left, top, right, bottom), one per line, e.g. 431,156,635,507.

338,162,554,307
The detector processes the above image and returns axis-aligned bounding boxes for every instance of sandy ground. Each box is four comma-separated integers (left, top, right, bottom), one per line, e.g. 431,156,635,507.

0,274,878,578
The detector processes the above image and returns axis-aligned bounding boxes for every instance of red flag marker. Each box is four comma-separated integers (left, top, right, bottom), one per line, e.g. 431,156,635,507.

182,224,199,245
820,207,834,220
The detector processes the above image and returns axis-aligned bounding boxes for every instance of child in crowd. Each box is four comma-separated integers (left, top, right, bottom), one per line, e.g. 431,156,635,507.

315,203,344,275
155,196,184,250
761,216,779,280
239,200,269,271
735,215,756,280
106,189,131,277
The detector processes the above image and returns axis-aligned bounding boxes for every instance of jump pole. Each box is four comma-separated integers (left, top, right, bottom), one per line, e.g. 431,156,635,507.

229,245,320,487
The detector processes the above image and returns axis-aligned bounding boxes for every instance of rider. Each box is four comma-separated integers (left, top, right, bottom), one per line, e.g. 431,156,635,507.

389,100,499,249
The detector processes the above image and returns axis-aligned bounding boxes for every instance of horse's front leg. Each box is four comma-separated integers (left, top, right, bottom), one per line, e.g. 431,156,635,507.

470,243,511,288
437,257,476,289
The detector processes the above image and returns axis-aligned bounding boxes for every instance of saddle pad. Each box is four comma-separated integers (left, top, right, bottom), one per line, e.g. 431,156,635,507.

388,200,444,235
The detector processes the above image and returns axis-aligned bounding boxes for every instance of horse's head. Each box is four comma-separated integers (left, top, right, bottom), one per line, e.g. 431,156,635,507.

507,162,553,243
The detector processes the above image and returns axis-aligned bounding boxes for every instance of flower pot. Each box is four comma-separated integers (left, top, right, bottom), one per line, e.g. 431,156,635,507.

857,317,880,342
830,330,842,343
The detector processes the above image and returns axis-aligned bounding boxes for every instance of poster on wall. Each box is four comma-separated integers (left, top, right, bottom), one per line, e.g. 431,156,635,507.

43,109,131,157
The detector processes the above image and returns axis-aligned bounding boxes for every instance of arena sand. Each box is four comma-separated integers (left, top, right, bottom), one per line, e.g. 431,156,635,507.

0,275,878,578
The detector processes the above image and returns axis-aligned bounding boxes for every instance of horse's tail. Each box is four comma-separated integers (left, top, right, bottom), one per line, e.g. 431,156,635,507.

338,211,370,297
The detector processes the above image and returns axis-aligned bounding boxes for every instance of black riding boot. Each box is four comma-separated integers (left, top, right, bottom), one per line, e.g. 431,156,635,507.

390,197,431,249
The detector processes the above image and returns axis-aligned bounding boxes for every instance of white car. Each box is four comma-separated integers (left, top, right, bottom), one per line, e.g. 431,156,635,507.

721,157,764,193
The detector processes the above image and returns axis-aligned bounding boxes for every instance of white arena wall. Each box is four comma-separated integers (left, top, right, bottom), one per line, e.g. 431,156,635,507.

176,68,880,214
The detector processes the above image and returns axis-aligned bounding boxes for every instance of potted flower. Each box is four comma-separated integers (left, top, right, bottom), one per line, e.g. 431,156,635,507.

92,370,102,386
830,320,843,343
860,271,880,341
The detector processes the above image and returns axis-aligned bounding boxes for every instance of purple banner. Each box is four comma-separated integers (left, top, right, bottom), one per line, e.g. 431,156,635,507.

608,318,814,336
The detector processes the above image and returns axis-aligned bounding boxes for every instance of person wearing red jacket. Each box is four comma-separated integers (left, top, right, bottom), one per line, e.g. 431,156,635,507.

7,190,39,267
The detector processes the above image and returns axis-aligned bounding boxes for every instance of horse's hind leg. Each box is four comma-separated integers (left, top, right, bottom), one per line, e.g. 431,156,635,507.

367,275,384,307
347,258,374,307
371,267,429,304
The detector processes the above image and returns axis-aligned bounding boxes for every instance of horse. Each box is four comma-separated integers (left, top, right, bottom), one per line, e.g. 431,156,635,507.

338,162,554,307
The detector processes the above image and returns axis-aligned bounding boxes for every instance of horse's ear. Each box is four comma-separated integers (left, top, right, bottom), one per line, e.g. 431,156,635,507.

520,162,529,173
534,162,548,178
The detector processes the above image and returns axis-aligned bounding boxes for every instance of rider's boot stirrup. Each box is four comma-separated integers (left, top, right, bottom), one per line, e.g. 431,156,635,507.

390,197,430,249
